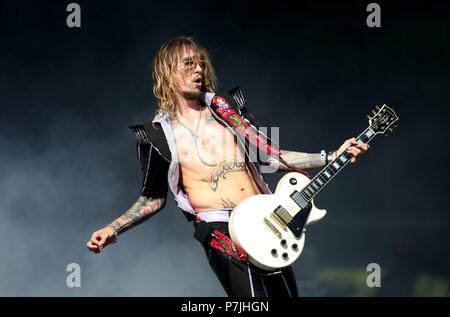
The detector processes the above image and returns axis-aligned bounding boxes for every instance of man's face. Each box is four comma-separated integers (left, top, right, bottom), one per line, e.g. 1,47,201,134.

174,48,204,100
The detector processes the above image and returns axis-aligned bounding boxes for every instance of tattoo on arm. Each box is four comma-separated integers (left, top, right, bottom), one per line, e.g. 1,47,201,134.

220,198,236,208
109,196,166,235
209,161,247,191
277,151,324,171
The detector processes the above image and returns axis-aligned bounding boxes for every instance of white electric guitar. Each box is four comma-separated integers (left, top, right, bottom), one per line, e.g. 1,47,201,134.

229,104,399,271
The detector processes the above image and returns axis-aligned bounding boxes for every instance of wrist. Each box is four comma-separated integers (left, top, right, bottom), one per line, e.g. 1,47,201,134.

106,224,119,243
106,225,115,235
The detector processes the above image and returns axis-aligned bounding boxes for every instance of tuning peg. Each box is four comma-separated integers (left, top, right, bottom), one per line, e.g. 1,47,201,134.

388,128,394,132
375,106,380,111
366,115,371,120
371,110,377,115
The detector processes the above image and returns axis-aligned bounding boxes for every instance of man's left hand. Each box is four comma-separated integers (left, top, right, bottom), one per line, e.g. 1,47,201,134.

334,138,370,163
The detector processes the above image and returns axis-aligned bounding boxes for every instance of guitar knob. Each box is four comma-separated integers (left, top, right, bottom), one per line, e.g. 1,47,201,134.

282,253,288,259
271,249,277,256
281,239,287,246
292,244,298,250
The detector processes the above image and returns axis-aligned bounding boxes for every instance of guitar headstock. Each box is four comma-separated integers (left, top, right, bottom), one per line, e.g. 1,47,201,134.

366,104,399,136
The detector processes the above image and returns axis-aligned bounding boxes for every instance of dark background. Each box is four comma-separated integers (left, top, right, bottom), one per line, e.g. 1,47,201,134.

0,0,449,296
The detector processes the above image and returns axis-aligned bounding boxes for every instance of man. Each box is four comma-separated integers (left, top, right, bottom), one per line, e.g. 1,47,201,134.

86,37,369,297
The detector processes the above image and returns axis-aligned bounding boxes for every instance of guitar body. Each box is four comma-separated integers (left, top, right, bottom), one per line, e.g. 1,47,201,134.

228,172,327,271
228,104,398,271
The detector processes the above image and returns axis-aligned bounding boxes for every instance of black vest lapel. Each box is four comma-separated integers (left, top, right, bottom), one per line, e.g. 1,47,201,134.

143,120,171,161
128,121,171,161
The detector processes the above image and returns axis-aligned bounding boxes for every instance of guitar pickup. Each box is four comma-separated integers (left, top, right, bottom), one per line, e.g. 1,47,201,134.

273,205,292,225
272,203,312,238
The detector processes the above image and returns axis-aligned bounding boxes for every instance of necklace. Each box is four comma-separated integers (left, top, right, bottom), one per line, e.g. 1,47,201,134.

176,104,217,167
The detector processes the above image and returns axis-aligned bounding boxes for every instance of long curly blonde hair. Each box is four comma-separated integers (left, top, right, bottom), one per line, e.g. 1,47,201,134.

152,37,218,118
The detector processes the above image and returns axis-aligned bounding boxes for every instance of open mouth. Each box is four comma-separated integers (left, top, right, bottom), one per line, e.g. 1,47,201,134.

193,77,202,87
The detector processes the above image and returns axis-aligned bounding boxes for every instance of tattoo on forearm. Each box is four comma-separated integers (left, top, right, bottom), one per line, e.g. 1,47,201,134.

220,198,236,208
209,161,247,191
110,196,165,235
279,151,323,171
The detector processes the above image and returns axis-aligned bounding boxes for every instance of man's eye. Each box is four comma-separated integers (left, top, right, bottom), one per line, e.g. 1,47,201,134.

184,60,195,66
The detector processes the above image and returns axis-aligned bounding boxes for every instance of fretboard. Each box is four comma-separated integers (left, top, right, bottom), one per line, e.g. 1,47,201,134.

293,127,377,205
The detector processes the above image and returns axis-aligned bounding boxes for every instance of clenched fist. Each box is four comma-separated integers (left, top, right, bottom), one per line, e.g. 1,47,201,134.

86,226,116,254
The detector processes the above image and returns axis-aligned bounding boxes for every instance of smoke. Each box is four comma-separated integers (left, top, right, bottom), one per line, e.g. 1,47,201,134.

1,0,449,297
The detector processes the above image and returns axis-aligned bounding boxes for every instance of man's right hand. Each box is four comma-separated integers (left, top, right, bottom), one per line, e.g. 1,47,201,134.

86,226,116,254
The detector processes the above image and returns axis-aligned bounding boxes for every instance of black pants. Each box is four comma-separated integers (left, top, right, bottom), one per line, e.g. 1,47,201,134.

197,222,298,297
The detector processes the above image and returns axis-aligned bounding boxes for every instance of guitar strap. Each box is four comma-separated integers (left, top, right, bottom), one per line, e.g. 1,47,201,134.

193,218,248,262
211,89,310,178
209,229,248,262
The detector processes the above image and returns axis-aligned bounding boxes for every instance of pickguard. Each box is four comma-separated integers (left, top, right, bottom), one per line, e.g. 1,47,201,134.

287,203,312,238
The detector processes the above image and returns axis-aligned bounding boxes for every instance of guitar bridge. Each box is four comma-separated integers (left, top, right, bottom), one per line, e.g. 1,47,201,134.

263,218,281,239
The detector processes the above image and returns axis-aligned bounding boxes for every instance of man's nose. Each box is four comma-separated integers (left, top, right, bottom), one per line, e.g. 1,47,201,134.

194,61,203,74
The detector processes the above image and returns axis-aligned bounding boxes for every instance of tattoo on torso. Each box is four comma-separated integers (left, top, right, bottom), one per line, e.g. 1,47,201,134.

209,161,247,191
173,110,248,192
220,198,237,208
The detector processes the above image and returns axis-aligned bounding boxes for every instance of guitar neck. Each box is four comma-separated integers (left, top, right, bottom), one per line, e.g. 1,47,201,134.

296,127,377,204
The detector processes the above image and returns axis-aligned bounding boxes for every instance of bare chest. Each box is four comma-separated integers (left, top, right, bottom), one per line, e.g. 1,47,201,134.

172,110,244,165
170,108,261,209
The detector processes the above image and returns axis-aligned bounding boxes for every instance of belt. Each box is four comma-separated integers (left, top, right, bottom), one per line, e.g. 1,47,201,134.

196,208,233,223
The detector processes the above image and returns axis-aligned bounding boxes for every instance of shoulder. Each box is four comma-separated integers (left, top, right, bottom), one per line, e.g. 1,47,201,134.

214,87,261,128
128,114,171,161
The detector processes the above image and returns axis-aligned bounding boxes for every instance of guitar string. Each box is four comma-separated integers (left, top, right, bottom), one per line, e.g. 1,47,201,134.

302,127,375,202
269,125,382,249
284,126,376,218
283,115,394,216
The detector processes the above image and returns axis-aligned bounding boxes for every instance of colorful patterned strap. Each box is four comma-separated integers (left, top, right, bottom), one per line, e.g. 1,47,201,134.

209,229,249,262
211,94,310,178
